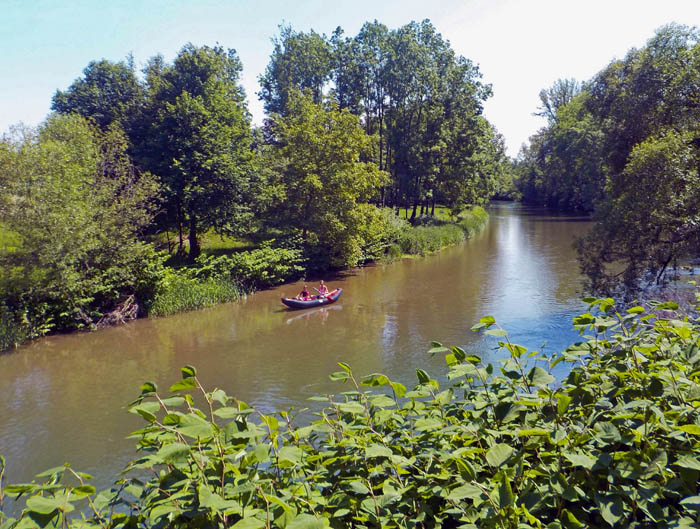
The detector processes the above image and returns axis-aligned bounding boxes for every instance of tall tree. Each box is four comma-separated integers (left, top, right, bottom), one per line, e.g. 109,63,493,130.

268,91,387,267
258,26,332,115
577,130,700,293
259,20,499,215
534,78,582,123
576,24,700,292
0,114,161,330
146,44,256,259
51,57,143,132
516,91,605,212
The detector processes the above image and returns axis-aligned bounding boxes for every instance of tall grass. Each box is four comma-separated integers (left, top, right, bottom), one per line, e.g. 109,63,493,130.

397,206,488,256
148,275,244,317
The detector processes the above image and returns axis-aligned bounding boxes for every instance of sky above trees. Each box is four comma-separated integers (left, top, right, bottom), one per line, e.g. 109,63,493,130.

2,0,699,155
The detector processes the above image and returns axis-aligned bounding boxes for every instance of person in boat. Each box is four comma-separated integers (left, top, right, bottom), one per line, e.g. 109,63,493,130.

296,285,310,300
317,280,329,298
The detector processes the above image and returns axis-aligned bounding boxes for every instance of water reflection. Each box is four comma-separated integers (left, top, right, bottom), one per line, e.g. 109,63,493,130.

0,201,591,493
285,304,343,325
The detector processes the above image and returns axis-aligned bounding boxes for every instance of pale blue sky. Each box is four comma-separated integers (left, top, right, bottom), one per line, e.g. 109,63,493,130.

2,0,699,155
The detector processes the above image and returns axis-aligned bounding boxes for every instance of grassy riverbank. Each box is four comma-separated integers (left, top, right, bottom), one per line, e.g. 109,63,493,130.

395,207,488,257
0,207,488,350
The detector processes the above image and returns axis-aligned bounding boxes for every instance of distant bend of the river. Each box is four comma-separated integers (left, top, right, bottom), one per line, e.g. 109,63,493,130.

0,201,591,492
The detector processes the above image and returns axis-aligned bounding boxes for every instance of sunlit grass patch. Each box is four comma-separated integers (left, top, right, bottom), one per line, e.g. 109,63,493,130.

0,223,21,253
148,273,243,317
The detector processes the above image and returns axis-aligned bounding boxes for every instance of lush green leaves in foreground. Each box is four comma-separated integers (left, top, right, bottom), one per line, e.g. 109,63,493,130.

4,295,700,528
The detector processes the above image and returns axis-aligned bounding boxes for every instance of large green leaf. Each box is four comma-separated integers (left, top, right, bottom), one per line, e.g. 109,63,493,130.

598,494,626,526
278,446,303,466
181,365,197,378
447,483,483,501
230,517,266,529
26,495,74,514
365,444,392,458
338,401,365,414
169,377,197,392
286,514,330,529
564,452,596,469
676,424,700,436
675,455,700,471
498,475,514,508
177,413,214,438
527,366,555,388
156,442,191,463
485,444,514,467
414,417,444,431
594,422,621,444
557,394,573,415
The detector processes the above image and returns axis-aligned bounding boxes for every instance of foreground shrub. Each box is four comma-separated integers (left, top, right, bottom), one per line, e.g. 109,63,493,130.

3,294,700,528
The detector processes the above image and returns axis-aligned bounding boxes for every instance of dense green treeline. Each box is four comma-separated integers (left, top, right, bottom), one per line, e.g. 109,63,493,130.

516,24,700,294
0,19,503,349
260,20,513,215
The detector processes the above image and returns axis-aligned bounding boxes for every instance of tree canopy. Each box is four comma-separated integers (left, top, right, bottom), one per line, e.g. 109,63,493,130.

0,114,161,331
143,44,256,259
51,57,143,132
259,20,511,217
267,91,388,268
517,23,700,293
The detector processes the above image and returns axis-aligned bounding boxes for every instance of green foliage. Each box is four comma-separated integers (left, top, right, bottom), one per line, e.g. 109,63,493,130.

149,243,306,316
520,24,700,291
398,207,488,256
516,90,605,213
398,223,467,256
259,25,332,115
353,206,409,264
0,114,163,333
4,294,700,528
51,56,143,131
148,267,242,317
197,243,306,290
268,91,388,269
142,44,257,260
261,20,504,216
0,303,29,351
578,130,700,293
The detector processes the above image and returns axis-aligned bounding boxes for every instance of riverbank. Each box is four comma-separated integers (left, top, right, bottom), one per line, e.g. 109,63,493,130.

0,207,488,351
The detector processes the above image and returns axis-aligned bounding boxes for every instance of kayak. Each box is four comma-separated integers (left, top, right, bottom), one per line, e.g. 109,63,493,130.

281,288,342,310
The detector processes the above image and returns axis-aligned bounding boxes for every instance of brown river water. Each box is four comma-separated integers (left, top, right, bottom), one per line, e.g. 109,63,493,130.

0,202,591,492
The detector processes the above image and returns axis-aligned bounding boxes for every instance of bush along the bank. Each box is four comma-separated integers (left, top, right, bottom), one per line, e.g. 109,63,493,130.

3,293,700,528
148,243,306,317
397,206,488,257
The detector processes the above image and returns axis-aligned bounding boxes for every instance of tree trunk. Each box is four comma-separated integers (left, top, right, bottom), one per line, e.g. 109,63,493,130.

188,215,200,261
177,219,185,257
431,198,435,216
410,199,418,221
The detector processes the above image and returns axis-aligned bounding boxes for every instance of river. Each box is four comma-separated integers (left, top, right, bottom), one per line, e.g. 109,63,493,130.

0,202,591,494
